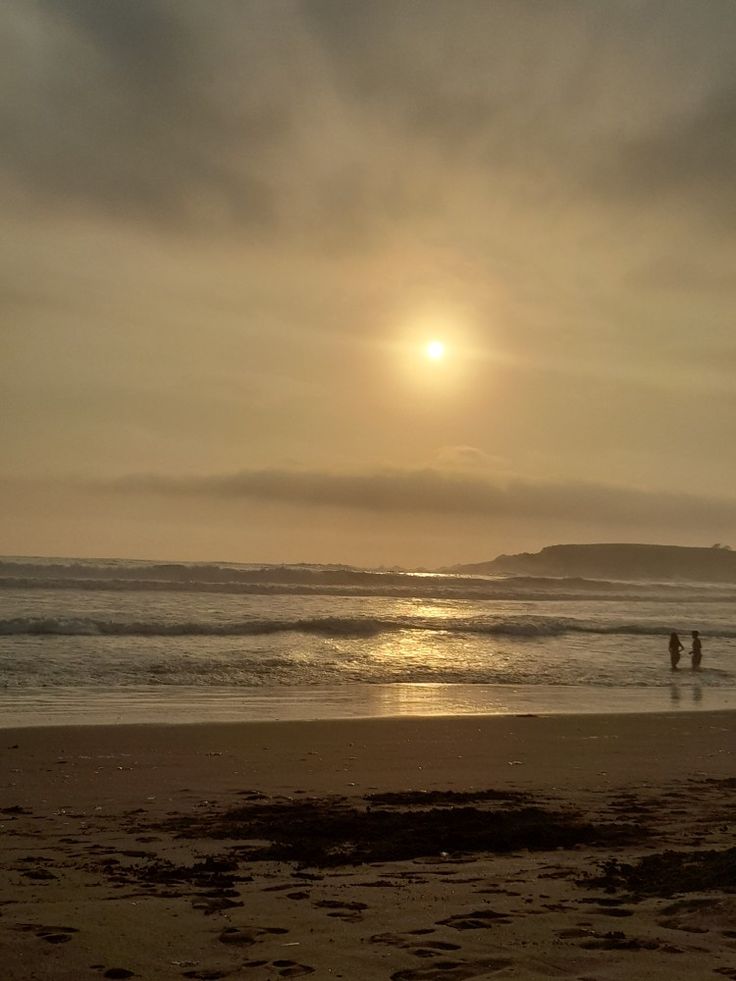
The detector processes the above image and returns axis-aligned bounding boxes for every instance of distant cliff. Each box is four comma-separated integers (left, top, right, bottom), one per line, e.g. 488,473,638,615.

449,543,736,583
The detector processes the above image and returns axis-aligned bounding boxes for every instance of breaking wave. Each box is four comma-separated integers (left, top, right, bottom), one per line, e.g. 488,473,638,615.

3,557,733,600
2,614,735,640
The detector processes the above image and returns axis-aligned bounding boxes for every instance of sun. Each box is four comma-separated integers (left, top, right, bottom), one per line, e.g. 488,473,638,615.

425,339,445,361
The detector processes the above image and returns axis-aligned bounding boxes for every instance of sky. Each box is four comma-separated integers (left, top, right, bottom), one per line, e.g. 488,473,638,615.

2,0,735,568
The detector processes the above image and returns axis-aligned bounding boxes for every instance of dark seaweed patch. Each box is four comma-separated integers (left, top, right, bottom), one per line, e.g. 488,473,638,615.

161,794,639,867
365,790,528,806
586,847,736,896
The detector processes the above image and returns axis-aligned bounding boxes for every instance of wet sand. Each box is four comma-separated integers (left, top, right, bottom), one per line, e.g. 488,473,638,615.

1,711,735,979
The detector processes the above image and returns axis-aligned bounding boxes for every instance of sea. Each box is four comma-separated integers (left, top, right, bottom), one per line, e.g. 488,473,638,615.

1,556,734,727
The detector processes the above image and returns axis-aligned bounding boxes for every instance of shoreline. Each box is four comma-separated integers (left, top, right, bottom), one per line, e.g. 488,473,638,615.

1,678,732,729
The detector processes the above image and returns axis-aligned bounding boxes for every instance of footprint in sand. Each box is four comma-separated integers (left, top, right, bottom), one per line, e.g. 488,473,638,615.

15,923,79,944
369,931,461,959
218,924,289,946
578,896,626,907
412,942,461,953
390,959,512,980
658,917,709,933
657,896,726,935
577,930,662,951
556,928,594,940
191,896,243,914
411,945,460,959
181,970,229,980
218,927,256,946
436,909,510,930
270,962,315,977
313,899,368,921
314,899,368,911
371,932,424,946
21,868,57,881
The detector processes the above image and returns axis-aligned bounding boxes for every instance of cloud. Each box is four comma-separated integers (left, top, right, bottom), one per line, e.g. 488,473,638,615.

431,446,506,471
99,466,736,529
591,84,736,231
0,0,285,228
5,0,734,243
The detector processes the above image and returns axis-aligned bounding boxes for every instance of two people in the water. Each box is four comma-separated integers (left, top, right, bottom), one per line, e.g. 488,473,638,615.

669,630,702,671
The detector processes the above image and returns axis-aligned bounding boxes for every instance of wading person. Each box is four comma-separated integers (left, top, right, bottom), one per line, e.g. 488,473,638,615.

669,632,684,670
691,630,702,671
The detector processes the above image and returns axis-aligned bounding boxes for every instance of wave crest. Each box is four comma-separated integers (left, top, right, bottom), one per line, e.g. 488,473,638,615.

1,614,733,640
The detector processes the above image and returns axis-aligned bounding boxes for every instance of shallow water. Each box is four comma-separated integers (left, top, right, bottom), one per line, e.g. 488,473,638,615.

1,557,734,726
0,680,733,728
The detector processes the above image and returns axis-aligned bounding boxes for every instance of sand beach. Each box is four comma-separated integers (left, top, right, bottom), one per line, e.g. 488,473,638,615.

2,711,736,980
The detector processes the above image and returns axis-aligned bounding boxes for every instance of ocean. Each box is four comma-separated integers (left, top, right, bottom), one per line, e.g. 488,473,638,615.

1,556,734,727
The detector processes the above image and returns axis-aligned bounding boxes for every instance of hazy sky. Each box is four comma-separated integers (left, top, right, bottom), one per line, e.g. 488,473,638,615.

2,0,735,567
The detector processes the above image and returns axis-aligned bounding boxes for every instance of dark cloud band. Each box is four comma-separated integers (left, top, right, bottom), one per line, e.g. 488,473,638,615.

104,467,736,528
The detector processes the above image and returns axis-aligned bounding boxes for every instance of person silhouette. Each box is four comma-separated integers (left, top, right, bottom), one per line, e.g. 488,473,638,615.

668,632,684,670
690,630,702,671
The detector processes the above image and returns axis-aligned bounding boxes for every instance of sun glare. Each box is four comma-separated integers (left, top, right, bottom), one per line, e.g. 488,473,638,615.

425,339,445,361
